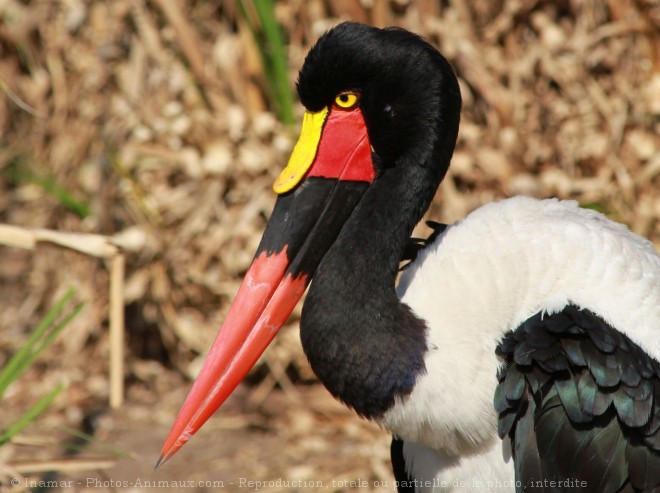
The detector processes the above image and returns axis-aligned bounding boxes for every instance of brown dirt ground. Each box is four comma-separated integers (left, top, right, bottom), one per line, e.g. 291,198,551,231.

0,1,658,492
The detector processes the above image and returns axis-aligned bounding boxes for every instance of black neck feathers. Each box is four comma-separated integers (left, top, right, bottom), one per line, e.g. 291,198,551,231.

297,23,461,418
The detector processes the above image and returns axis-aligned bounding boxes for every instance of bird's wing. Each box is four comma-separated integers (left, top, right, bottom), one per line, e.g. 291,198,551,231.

400,220,448,270
495,304,660,493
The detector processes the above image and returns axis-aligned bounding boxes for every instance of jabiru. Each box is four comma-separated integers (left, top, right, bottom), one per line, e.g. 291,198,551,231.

159,23,660,492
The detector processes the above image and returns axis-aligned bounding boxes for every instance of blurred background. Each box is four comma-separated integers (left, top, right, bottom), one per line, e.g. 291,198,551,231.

0,0,658,491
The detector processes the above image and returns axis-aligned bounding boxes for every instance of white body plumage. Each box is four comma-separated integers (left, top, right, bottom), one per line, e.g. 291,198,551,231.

383,196,660,492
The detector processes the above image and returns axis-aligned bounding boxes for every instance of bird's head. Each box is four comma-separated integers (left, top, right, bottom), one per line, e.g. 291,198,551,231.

295,22,460,176
158,22,461,465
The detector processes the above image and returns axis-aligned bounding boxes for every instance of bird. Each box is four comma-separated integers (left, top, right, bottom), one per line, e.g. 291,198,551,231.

158,22,660,492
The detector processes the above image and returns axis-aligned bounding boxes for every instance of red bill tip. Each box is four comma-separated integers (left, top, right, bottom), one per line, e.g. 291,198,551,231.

158,249,308,465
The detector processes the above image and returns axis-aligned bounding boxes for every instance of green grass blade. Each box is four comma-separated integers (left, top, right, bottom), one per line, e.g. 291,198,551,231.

0,291,83,399
0,288,77,398
253,0,295,124
0,382,65,446
32,175,90,218
237,0,295,124
3,157,90,218
16,302,85,378
580,202,609,214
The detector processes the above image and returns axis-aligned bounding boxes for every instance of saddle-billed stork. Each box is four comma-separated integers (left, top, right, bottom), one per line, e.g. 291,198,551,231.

158,23,660,492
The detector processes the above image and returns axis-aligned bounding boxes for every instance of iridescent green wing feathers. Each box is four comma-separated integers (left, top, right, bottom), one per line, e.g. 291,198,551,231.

496,305,660,492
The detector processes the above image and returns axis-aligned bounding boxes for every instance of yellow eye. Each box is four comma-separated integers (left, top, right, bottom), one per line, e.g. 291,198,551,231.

335,92,359,109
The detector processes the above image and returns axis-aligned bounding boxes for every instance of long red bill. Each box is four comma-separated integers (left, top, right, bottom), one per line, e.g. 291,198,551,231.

158,99,375,466
157,249,307,465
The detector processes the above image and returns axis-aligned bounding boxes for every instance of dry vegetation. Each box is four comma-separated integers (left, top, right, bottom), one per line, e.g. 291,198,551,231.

0,0,658,491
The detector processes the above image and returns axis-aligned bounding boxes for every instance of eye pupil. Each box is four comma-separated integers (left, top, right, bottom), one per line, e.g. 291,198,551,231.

335,92,358,109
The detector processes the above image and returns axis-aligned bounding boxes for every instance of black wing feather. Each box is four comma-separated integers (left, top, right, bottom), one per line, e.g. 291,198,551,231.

626,441,660,490
496,304,660,492
512,395,543,486
390,438,415,493
400,221,448,270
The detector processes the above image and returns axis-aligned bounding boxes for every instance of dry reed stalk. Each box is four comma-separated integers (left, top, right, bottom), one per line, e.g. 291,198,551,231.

0,225,125,408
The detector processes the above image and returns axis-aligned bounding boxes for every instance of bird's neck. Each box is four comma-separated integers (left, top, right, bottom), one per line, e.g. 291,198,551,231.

300,162,441,419
299,69,460,418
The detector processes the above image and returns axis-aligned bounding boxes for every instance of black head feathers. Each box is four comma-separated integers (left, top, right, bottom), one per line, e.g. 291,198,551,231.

296,22,461,173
